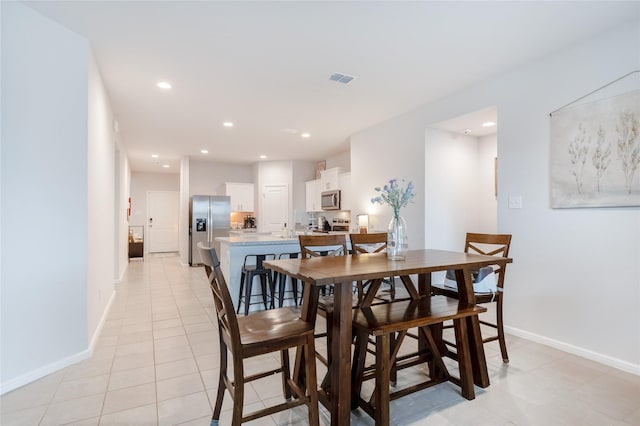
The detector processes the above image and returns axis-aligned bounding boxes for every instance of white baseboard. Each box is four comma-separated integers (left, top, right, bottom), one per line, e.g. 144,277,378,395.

1,289,117,396
88,289,116,354
0,349,91,395
505,325,640,376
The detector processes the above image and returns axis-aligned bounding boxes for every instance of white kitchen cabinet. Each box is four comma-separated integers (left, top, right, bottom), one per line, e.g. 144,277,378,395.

320,167,345,191
225,182,254,212
338,172,351,211
305,180,321,212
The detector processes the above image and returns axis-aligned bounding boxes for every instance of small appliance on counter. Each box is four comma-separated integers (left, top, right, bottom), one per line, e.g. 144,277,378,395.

316,216,331,232
243,215,256,228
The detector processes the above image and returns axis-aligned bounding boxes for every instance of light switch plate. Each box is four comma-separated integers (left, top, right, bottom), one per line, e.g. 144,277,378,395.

508,196,523,209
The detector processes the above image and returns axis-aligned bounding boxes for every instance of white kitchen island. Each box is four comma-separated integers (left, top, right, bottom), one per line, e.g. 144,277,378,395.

216,234,302,311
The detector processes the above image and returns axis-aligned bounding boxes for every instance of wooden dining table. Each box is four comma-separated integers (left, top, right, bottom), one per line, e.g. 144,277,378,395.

264,248,513,425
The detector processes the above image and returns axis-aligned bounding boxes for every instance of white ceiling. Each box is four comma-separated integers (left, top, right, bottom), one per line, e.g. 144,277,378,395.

25,1,639,173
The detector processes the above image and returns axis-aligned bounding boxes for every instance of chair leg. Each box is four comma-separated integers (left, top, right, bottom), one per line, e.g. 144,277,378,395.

231,384,244,426
259,274,268,310
496,295,509,362
212,340,227,423
304,334,320,426
351,331,368,410
271,271,279,309
320,311,333,392
278,273,286,308
244,273,252,316
281,349,292,400
237,271,246,314
292,278,299,306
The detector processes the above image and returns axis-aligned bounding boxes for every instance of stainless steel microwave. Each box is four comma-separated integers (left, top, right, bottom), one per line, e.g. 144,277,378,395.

321,190,341,210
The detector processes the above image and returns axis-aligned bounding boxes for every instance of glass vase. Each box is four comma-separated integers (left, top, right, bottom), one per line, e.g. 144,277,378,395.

387,214,408,260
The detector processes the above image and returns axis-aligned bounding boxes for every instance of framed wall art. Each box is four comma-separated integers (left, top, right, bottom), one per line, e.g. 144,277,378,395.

550,71,639,208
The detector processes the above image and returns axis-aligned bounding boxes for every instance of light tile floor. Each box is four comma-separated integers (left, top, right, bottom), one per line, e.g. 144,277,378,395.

1,253,638,425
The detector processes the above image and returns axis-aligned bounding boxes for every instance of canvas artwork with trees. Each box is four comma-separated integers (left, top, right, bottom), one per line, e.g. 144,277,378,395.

550,89,639,208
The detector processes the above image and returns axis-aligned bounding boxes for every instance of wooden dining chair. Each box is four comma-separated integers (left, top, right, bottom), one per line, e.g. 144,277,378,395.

431,232,513,362
349,232,395,303
298,234,355,392
197,243,319,426
299,234,349,298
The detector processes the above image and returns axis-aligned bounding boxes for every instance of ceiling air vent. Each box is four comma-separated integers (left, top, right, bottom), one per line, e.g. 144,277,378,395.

329,73,356,84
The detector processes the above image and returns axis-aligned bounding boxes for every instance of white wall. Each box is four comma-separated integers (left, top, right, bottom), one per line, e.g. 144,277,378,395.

478,134,498,233
179,157,190,265
189,160,253,197
425,128,491,252
87,53,116,348
351,116,426,245
116,148,131,280
1,2,89,391
351,20,640,372
292,161,317,227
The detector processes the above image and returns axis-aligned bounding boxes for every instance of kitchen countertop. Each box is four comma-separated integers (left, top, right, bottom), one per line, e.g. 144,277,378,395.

217,231,350,246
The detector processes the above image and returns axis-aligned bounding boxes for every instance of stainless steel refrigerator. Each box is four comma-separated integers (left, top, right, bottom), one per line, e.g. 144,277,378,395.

189,195,231,265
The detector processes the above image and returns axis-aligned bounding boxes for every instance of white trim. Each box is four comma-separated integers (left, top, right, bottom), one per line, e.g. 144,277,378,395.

505,326,640,376
0,349,90,395
0,289,116,395
88,288,116,354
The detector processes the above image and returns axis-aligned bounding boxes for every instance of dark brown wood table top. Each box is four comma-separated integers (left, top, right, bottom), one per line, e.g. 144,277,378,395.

265,249,512,287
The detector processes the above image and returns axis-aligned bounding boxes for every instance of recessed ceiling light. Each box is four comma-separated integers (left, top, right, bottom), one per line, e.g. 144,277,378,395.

162,164,170,168
200,149,209,154
157,81,172,89
151,154,159,158
301,133,311,138
462,129,472,135
482,121,496,127
259,155,267,159
223,122,234,127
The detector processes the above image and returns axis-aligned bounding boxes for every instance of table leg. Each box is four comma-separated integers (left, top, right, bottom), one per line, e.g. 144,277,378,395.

330,281,353,425
467,316,490,388
417,273,431,360
454,268,490,388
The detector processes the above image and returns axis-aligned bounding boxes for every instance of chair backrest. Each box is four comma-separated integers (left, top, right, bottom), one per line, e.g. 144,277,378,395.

349,232,387,254
464,233,512,289
197,242,242,351
298,234,348,258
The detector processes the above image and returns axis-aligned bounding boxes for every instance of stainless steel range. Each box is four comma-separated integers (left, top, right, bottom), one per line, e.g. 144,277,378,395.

331,218,351,232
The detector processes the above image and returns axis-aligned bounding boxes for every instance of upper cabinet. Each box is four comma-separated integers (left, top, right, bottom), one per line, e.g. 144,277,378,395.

225,182,254,212
305,180,321,212
320,167,345,191
306,168,351,212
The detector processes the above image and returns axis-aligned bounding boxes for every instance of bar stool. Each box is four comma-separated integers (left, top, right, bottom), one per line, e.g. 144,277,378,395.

237,253,276,316
271,252,302,308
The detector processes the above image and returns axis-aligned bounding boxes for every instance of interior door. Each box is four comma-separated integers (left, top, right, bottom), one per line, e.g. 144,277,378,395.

262,184,289,233
147,190,179,253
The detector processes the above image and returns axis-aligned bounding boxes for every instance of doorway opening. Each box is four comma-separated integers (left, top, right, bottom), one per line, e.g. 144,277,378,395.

425,106,498,251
